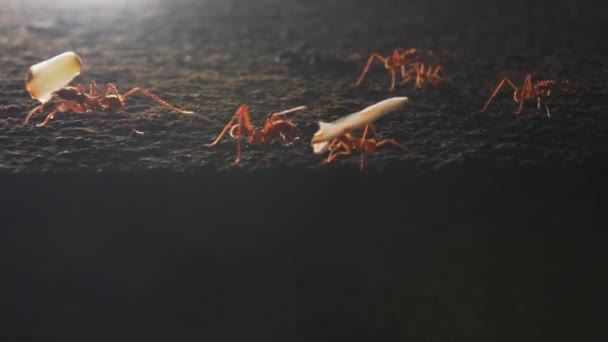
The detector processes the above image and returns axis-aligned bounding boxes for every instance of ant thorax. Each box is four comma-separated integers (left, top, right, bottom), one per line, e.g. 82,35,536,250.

55,87,84,102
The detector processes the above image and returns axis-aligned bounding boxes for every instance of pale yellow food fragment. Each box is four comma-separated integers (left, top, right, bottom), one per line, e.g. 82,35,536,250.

26,51,82,103
311,97,409,154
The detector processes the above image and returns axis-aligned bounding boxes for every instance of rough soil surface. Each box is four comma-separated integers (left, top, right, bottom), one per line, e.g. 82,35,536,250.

1,0,605,341
0,0,606,173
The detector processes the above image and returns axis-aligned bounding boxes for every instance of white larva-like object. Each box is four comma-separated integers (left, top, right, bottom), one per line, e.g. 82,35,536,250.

311,97,410,154
26,51,82,104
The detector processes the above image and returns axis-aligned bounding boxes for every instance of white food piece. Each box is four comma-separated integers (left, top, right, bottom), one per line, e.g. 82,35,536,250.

311,97,409,154
26,51,82,103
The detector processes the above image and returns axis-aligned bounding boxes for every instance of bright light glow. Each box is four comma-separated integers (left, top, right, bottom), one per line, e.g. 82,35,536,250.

11,0,155,6
2,0,163,11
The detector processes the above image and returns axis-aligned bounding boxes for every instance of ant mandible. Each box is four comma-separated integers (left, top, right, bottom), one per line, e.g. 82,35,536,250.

24,81,194,132
204,105,308,165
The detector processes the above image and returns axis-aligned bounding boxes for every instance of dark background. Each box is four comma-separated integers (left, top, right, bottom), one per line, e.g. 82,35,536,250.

1,0,606,341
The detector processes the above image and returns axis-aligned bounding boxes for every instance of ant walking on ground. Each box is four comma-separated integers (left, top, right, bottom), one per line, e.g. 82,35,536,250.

482,73,569,117
322,124,411,170
355,48,447,91
24,81,193,133
204,105,308,165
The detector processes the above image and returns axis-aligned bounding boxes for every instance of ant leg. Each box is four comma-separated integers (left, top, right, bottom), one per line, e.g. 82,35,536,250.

127,116,145,135
71,84,86,94
428,50,448,79
325,137,341,153
360,124,370,142
323,142,352,164
360,152,366,170
367,124,384,142
482,78,519,112
36,106,61,127
400,65,415,85
431,65,442,77
359,147,371,170
204,105,246,148
236,104,256,139
367,124,414,151
230,106,255,144
431,66,443,85
355,53,387,86
516,96,525,114
269,106,308,121
23,104,44,125
524,74,533,94
416,64,425,88
226,105,251,165
232,112,244,165
99,83,145,134
89,81,97,96
372,139,412,166
268,105,306,142
358,125,372,170
37,102,84,127
399,65,415,85
102,83,120,97
355,125,370,169
424,65,437,85
262,144,272,168
539,97,551,118
427,65,443,85
376,139,411,151
120,86,194,114
323,138,346,162
516,74,533,114
279,132,296,147
389,68,397,91
400,74,414,86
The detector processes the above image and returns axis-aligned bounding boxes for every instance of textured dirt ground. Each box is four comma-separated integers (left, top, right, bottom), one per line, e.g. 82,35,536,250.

0,0,606,172
1,0,606,341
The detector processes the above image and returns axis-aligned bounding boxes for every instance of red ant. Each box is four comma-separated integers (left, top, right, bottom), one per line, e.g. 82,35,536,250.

204,105,308,165
355,48,446,91
24,81,193,133
482,73,568,117
322,124,411,170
